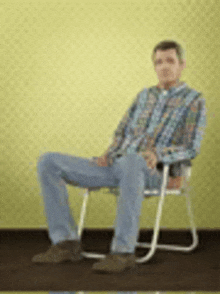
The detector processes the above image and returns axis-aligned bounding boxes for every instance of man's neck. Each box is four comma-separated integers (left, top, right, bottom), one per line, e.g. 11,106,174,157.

157,79,181,90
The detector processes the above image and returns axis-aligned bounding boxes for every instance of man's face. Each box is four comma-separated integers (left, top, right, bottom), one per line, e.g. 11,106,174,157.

153,48,186,88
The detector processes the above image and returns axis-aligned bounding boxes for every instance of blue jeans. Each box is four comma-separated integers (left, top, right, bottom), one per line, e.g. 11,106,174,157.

37,152,163,254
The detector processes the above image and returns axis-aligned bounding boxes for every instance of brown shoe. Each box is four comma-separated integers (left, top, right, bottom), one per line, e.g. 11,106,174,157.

32,240,83,263
92,253,136,273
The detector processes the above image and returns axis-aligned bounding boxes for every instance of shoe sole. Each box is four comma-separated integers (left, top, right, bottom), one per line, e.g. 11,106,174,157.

32,252,83,264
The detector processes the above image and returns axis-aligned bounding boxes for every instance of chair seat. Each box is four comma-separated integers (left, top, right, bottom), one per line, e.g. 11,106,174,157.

143,176,184,196
87,176,184,192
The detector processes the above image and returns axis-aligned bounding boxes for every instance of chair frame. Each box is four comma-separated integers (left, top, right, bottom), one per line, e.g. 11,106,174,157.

78,162,199,263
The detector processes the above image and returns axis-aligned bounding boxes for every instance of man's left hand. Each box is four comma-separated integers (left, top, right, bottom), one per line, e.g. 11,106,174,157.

141,150,157,169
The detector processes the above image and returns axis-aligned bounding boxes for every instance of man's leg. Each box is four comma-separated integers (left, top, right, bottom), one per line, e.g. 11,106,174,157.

92,153,163,272
37,152,119,245
110,153,151,254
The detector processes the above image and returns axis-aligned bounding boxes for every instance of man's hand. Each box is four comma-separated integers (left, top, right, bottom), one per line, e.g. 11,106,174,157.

142,150,157,169
93,150,158,169
163,146,176,153
93,154,108,167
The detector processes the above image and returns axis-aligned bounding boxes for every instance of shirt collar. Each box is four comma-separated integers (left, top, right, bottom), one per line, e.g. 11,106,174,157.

154,81,187,96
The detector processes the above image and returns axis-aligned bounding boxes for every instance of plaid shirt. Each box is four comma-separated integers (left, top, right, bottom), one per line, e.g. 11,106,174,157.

105,81,207,176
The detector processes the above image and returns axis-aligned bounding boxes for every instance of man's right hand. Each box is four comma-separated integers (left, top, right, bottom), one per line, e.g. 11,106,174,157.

95,154,109,167
94,151,158,168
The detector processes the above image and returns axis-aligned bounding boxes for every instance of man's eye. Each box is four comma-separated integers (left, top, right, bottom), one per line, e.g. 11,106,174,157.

156,60,174,64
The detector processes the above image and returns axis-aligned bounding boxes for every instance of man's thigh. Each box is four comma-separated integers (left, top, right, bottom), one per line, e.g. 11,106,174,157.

38,152,119,188
112,153,163,190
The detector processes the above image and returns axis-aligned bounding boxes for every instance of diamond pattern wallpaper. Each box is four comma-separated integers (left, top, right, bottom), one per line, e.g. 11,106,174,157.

1,0,219,229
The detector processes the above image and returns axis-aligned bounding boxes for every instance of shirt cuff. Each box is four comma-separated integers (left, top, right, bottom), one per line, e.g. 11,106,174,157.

156,146,196,164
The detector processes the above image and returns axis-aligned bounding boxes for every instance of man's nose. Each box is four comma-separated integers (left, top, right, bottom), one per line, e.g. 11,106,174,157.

162,68,170,72
162,71,170,75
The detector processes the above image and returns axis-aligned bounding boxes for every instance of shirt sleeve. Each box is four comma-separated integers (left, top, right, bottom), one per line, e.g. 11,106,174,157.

105,90,144,156
156,95,207,164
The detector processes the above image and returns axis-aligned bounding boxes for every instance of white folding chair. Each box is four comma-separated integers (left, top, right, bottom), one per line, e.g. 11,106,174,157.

78,161,199,263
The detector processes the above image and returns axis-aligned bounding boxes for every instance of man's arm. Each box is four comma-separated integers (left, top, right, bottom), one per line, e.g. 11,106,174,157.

103,90,144,156
156,95,207,164
93,90,144,166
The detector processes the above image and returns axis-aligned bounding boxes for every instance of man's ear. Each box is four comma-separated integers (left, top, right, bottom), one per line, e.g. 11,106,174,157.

181,59,186,69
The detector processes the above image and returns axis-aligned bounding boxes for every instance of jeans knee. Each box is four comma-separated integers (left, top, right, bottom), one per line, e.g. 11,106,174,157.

118,153,145,173
37,152,54,172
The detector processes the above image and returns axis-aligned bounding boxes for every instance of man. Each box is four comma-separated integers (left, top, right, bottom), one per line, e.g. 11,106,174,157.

32,40,206,274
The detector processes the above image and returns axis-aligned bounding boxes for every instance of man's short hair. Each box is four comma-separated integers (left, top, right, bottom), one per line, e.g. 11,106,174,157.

152,40,185,65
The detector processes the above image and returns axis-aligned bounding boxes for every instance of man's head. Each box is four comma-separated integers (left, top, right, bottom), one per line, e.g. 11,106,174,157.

152,40,186,90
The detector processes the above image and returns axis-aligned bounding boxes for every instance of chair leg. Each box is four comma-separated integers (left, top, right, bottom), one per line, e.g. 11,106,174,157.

77,188,89,239
80,188,106,259
136,167,198,264
136,164,170,263
184,185,199,250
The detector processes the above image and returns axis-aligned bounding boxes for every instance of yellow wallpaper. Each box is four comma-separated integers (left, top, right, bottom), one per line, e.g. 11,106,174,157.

1,0,219,229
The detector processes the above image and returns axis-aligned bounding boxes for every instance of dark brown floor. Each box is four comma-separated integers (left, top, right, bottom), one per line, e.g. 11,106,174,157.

0,229,219,291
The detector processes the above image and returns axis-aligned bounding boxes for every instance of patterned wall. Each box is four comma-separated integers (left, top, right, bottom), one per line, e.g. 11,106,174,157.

1,0,219,229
